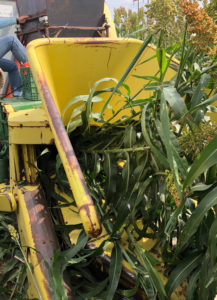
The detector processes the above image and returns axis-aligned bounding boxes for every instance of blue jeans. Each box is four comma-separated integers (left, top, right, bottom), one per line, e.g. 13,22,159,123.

0,35,27,96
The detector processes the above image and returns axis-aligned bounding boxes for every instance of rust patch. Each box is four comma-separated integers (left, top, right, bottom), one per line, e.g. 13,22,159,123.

21,185,74,299
79,203,102,238
74,39,118,45
9,125,49,129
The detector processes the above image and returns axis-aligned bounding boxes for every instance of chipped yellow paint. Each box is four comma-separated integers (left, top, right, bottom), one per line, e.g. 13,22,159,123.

2,103,15,114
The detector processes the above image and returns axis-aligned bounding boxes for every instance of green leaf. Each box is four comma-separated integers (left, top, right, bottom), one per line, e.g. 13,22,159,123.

67,117,82,133
162,87,187,119
62,95,89,119
121,83,131,96
61,231,88,261
208,216,217,265
138,53,157,65
160,91,183,199
184,135,217,188
176,186,217,252
78,278,109,298
141,103,169,169
106,243,122,300
185,92,217,117
123,125,136,148
121,277,139,297
85,77,118,128
122,152,130,192
190,75,208,109
137,247,166,300
186,268,200,300
133,74,160,82
50,251,68,300
156,43,168,79
155,119,187,177
191,183,213,192
103,153,117,198
166,253,202,298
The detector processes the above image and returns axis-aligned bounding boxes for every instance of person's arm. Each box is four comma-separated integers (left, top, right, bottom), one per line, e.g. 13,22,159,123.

0,16,29,29
0,17,17,29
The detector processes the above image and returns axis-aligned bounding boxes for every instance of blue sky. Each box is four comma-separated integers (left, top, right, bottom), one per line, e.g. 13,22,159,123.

106,0,138,13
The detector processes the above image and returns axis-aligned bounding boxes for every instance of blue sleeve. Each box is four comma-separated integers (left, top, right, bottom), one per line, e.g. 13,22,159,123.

0,17,16,29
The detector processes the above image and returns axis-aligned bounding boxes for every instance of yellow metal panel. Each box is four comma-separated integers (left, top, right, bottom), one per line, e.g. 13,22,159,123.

0,183,16,212
9,127,53,144
8,108,53,145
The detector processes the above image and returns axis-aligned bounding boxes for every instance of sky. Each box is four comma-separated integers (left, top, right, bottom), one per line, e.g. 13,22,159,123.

106,0,138,14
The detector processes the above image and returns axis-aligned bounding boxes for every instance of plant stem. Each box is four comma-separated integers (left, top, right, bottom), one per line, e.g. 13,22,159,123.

83,146,150,154
17,240,43,300
175,23,188,89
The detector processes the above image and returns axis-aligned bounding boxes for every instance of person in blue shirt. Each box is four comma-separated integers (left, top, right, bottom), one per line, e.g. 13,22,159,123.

0,16,29,96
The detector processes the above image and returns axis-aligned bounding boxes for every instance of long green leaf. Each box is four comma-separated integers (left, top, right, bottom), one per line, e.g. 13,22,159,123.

85,77,118,128
184,135,217,188
121,277,140,297
141,103,169,168
103,153,117,198
122,152,130,192
186,268,200,300
160,91,183,200
166,253,202,298
52,251,68,300
208,216,217,265
133,74,160,82
184,92,217,117
78,278,109,298
160,92,187,236
176,186,217,252
139,249,166,300
190,74,210,109
105,243,122,300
